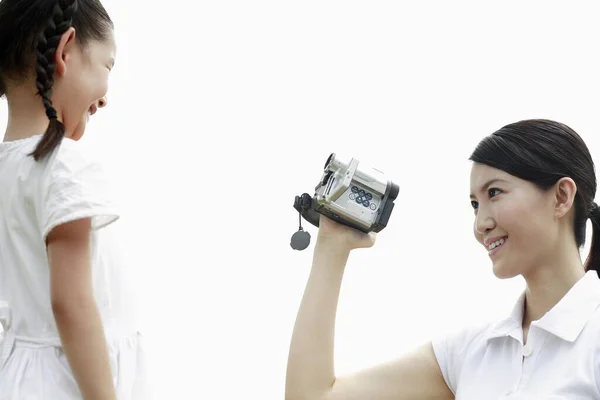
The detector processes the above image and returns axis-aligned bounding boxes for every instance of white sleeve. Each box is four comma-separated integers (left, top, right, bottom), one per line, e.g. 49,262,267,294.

38,139,120,240
431,323,487,395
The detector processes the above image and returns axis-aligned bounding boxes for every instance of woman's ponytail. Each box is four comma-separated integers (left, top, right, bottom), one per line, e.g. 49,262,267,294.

584,201,600,278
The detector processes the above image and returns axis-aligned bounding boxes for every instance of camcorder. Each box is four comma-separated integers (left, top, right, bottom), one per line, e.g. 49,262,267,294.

291,153,399,250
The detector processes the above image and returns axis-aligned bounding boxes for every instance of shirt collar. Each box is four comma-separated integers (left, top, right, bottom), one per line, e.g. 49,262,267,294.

485,270,600,343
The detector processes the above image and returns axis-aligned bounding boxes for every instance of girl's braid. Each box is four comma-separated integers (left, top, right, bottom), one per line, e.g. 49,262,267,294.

35,0,77,119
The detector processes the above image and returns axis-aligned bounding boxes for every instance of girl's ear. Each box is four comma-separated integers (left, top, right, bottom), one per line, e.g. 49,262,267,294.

54,27,77,77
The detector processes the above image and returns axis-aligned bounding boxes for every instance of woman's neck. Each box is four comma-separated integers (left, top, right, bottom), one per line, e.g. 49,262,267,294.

521,244,585,328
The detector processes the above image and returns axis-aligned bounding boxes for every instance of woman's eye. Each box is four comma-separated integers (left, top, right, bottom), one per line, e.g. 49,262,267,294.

471,200,479,209
488,188,502,197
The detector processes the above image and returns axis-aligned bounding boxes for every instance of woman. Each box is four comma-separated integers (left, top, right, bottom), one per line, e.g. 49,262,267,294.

285,119,600,399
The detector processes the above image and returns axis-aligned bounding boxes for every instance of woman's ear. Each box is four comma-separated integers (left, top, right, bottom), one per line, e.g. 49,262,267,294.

554,177,578,219
54,27,77,77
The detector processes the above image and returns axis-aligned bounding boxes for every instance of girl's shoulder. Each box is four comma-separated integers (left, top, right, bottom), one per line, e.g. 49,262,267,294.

40,136,108,184
45,136,94,167
38,137,119,237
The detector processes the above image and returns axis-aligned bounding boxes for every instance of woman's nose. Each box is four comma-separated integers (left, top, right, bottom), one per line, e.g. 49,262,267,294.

475,212,495,235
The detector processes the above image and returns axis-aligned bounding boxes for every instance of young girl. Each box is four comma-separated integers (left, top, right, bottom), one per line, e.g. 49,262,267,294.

0,0,149,398
286,119,600,398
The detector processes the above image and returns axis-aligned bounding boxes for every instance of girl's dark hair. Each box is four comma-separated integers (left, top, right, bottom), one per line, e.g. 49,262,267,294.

470,119,600,277
0,0,113,161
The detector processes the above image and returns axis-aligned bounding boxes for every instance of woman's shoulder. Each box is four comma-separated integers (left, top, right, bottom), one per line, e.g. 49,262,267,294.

580,301,600,341
432,319,496,352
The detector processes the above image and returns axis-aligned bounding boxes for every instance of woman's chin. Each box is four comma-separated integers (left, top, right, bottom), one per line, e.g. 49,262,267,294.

492,261,519,280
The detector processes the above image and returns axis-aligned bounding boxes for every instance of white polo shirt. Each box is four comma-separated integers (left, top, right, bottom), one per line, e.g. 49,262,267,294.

432,270,600,399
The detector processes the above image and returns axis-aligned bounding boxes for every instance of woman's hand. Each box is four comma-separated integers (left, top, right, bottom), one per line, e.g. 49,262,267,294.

316,214,377,252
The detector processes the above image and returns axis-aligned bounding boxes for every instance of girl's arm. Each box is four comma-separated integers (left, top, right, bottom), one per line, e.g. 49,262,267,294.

47,217,116,400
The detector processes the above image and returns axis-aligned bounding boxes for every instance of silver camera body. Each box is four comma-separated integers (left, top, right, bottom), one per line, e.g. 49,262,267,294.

294,153,399,235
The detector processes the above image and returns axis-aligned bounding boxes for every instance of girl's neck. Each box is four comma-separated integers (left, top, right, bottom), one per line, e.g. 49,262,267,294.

3,85,54,143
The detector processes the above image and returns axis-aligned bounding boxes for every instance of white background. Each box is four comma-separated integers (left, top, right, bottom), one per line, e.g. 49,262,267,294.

2,1,600,398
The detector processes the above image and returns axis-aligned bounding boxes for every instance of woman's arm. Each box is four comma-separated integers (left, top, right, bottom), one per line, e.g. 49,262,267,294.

285,217,454,400
47,217,116,400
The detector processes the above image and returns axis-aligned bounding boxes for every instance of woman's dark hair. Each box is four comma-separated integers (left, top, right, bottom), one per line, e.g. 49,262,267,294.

0,0,113,161
470,119,600,277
